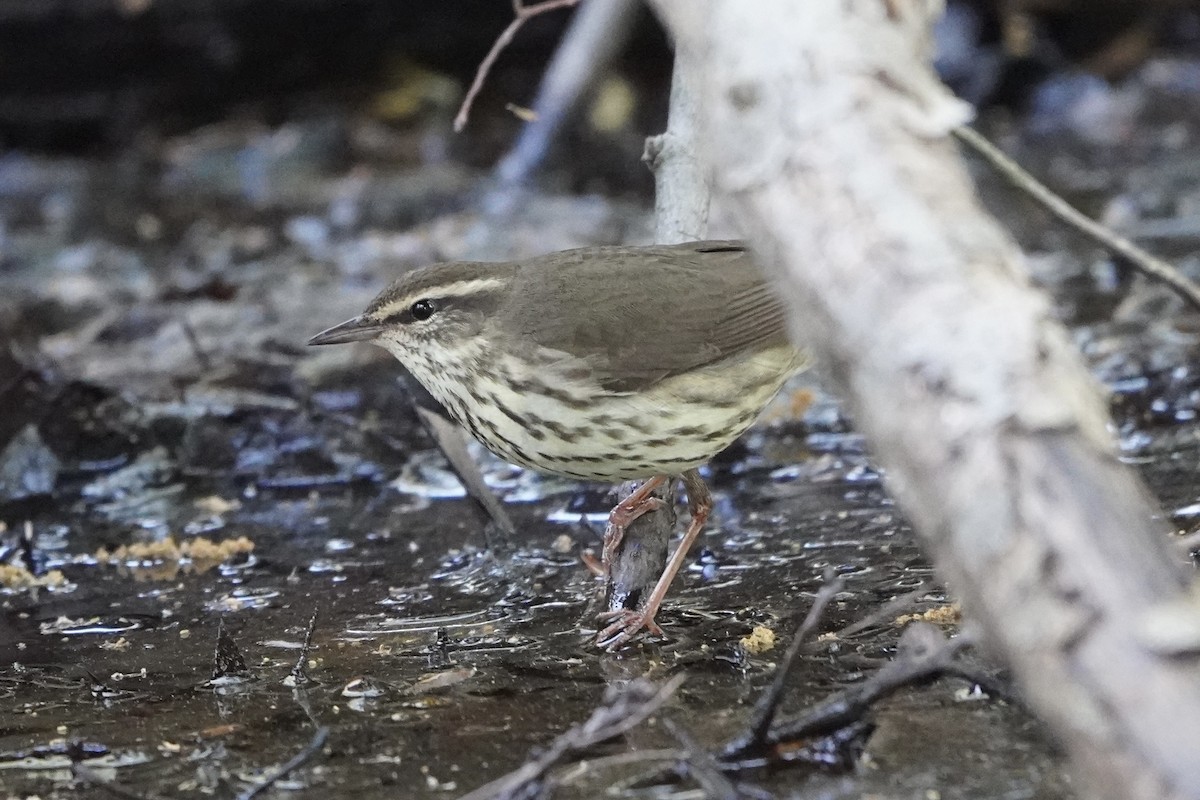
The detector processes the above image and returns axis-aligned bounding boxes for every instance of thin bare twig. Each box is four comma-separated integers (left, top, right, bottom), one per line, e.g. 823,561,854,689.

236,726,331,800
289,608,319,686
555,747,685,783
722,572,846,757
454,0,581,133
727,623,969,765
456,674,686,800
662,718,744,800
833,582,930,639
72,760,164,800
953,124,1200,314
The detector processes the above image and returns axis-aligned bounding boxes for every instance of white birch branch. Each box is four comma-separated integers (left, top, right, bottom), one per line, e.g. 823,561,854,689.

649,2,1200,798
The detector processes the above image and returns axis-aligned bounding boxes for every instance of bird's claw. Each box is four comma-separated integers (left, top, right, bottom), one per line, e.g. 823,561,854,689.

601,495,666,575
595,608,663,651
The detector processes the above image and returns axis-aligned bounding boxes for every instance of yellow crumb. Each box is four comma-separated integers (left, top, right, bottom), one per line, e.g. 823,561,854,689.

0,564,66,590
95,536,255,580
895,603,962,627
193,495,240,515
739,625,777,654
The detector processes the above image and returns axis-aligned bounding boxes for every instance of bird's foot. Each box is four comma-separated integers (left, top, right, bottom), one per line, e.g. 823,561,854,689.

595,608,664,651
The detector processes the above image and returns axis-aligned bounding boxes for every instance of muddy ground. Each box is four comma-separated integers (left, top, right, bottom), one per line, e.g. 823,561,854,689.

2,11,1200,800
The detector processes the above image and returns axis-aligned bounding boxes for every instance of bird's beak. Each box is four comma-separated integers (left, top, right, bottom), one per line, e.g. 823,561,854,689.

307,316,385,346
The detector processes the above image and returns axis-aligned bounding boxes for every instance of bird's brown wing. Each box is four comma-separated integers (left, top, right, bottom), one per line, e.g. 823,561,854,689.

501,241,794,394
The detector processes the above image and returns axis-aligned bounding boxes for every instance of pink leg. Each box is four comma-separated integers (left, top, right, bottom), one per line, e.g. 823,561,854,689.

596,469,712,650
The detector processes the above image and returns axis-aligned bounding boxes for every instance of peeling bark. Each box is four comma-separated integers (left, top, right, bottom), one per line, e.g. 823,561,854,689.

649,2,1200,798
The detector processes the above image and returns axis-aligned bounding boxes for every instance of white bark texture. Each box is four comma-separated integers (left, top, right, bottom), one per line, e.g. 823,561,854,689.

649,2,1200,798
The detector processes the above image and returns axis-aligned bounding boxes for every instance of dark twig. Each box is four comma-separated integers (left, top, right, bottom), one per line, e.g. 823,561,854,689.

70,748,164,800
953,125,1200,314
415,405,515,544
833,582,930,639
489,0,639,195
456,674,686,800
726,623,968,766
288,609,322,726
235,726,331,800
179,317,212,372
722,572,846,757
289,609,319,686
661,718,744,800
454,0,581,133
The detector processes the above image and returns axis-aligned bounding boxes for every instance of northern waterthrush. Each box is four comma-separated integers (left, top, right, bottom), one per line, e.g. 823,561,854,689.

309,240,808,648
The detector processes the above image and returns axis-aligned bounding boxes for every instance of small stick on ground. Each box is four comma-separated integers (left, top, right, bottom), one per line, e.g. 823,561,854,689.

236,726,331,800
833,582,930,639
178,317,212,372
415,405,516,547
953,124,1200,313
456,674,686,800
454,0,581,133
71,743,164,800
289,608,319,686
721,572,846,758
725,623,969,766
661,718,757,800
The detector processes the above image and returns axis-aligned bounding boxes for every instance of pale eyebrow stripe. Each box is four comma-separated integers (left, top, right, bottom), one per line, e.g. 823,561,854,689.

372,277,507,319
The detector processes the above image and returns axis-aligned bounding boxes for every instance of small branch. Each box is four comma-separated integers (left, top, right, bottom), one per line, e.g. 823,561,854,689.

415,404,515,544
457,674,686,800
454,0,581,133
661,718,743,800
647,46,711,244
723,572,845,757
832,582,930,639
288,608,319,686
753,624,968,757
72,755,163,800
953,124,1200,314
491,0,639,191
236,726,331,800
178,317,212,372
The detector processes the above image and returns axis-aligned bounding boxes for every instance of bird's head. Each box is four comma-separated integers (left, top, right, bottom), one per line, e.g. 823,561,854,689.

308,260,515,371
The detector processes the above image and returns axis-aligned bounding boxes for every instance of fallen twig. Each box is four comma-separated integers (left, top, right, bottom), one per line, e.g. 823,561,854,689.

456,673,686,800
724,623,969,767
662,718,764,800
832,581,930,639
953,124,1200,314
289,608,319,686
721,572,846,758
415,405,515,544
72,754,164,800
236,726,331,800
490,0,639,192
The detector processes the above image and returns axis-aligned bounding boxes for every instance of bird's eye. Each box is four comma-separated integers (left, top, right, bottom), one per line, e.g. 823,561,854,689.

410,299,437,321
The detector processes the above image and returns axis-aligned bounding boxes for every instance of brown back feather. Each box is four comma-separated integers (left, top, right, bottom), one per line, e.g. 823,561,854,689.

498,240,792,393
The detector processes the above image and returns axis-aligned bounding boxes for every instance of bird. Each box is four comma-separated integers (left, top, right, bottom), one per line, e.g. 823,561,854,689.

309,240,808,649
